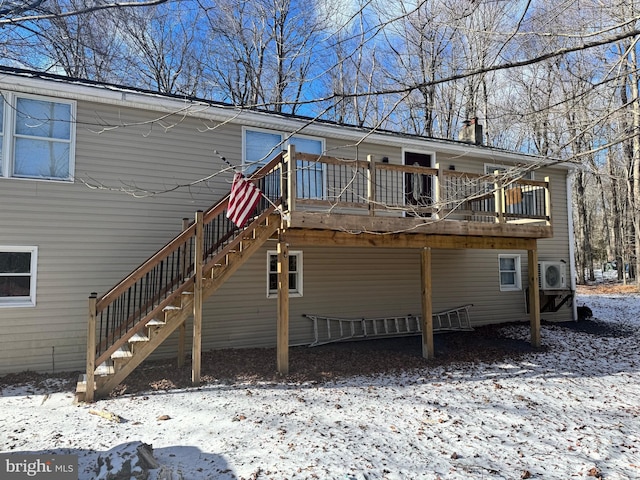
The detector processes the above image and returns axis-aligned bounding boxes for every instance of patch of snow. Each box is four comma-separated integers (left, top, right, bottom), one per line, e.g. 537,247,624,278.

1,293,639,479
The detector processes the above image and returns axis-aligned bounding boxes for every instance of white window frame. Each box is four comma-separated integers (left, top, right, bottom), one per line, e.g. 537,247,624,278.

0,91,76,182
267,250,303,298
0,246,38,307
498,254,522,292
242,126,326,199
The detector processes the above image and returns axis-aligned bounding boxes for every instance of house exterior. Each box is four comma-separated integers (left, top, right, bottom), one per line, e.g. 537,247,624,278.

0,67,576,397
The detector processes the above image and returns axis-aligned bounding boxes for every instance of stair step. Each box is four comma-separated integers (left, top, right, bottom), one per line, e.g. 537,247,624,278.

129,333,149,343
95,361,115,376
146,318,166,327
163,305,182,311
76,374,89,393
111,346,133,359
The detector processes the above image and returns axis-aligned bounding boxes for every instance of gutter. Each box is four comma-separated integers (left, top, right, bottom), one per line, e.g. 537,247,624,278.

566,170,578,321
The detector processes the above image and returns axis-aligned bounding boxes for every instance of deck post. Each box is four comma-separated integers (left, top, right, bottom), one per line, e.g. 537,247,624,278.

420,247,434,359
277,231,290,375
192,210,204,384
544,176,552,226
287,145,297,214
367,155,376,216
86,292,97,403
528,246,541,348
178,218,190,368
434,163,444,219
494,170,505,223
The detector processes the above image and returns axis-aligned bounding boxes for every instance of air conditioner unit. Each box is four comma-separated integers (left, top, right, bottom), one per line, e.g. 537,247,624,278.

538,261,567,290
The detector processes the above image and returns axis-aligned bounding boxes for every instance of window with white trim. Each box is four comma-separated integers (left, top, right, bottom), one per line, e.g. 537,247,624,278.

243,127,324,199
267,250,303,298
0,247,38,307
1,92,76,181
498,254,521,291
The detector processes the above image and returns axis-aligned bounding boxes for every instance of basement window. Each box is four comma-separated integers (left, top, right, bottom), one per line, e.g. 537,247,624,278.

267,250,303,298
498,254,521,291
0,247,38,307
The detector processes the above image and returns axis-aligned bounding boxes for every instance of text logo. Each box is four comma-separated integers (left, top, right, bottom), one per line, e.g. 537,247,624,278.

0,454,77,479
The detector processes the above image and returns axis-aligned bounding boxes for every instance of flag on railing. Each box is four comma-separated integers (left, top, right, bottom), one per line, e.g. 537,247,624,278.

227,172,263,227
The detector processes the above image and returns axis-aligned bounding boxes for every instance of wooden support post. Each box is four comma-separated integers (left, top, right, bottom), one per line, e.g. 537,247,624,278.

367,155,376,216
528,247,541,348
280,154,288,213
434,163,444,219
494,170,505,223
277,231,290,375
192,210,204,384
86,292,97,403
420,248,434,359
544,176,552,226
178,218,190,368
287,145,297,214
178,322,186,369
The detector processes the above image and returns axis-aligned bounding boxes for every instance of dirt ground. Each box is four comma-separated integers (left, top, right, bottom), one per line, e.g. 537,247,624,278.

1,282,636,397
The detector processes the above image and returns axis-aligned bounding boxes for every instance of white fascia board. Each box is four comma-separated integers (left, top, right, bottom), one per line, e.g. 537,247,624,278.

0,73,238,123
0,71,570,170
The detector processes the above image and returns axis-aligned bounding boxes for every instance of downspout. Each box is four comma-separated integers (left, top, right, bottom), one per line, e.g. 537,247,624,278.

567,170,578,321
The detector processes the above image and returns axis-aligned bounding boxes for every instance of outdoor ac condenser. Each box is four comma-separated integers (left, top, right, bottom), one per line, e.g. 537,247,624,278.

538,261,567,290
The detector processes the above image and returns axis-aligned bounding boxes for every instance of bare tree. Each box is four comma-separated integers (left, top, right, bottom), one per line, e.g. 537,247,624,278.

15,0,126,80
199,0,325,112
115,3,204,95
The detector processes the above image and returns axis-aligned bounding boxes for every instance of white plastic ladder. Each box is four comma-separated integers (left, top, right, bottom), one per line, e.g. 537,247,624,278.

305,304,473,347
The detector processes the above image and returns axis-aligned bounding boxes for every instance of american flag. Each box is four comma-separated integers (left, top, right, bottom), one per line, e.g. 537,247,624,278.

226,172,263,227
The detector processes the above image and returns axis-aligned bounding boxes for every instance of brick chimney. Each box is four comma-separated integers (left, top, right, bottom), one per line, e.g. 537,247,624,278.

458,117,483,145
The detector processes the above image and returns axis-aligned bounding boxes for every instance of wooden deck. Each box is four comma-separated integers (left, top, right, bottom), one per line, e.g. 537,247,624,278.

82,148,550,401
281,146,552,245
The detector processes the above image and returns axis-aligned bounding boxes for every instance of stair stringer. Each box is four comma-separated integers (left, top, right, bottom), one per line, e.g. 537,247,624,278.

92,214,281,399
203,215,280,298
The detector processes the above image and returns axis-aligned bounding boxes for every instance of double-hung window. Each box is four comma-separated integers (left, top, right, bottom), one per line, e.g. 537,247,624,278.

243,127,324,199
0,247,38,307
267,250,303,298
1,92,75,181
498,254,521,291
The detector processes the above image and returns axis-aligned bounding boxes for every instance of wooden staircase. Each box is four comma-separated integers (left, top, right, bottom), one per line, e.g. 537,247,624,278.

77,156,284,402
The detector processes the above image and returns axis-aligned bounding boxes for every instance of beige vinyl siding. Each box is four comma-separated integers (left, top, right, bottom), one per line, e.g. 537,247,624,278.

0,86,574,374
0,100,242,373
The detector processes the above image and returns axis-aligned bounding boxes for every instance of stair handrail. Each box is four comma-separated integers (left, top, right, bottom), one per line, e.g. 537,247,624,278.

88,153,285,368
96,153,284,310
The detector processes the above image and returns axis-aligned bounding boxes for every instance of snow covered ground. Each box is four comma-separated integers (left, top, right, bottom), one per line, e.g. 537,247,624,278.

1,292,639,480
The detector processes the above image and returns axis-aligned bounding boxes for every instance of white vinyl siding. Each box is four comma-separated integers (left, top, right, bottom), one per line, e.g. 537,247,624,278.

0,246,38,307
1,93,75,181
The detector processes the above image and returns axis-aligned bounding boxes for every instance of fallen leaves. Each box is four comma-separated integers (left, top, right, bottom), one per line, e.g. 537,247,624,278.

89,409,122,423
587,466,603,479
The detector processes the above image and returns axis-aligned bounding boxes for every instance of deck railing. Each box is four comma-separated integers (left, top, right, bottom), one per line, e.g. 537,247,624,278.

87,154,284,388
285,147,551,225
